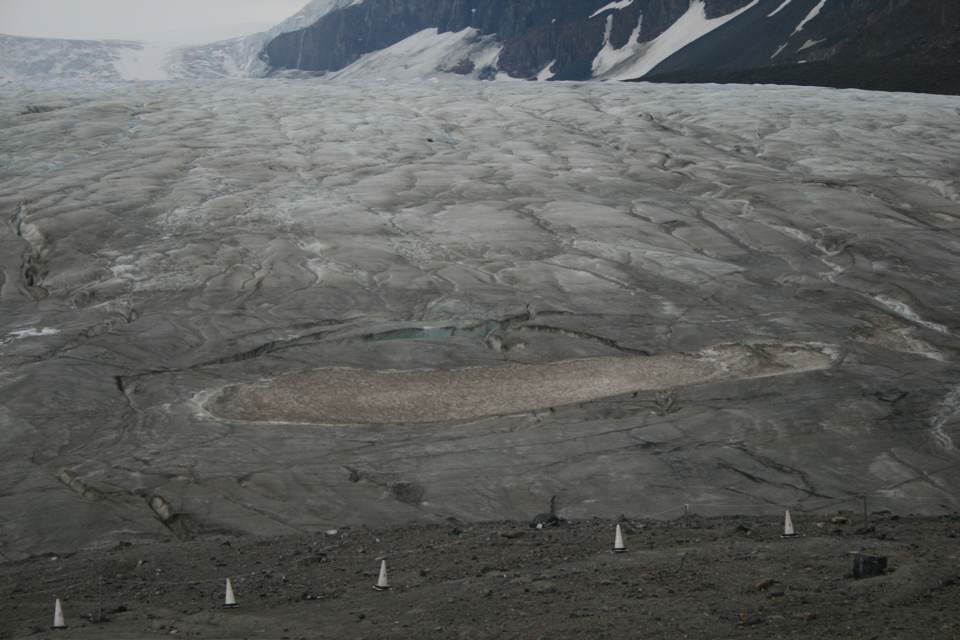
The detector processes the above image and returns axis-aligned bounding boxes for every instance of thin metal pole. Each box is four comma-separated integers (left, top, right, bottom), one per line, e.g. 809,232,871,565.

684,504,689,529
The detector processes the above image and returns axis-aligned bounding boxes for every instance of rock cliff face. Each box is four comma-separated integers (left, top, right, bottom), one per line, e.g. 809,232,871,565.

261,0,959,86
264,0,609,79
640,0,960,94
822,0,960,64
646,0,960,75
263,0,754,79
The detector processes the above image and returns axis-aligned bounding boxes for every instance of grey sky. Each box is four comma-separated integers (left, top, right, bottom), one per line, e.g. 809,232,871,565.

0,0,309,41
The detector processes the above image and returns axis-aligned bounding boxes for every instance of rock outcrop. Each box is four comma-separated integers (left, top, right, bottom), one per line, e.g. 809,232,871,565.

645,0,960,75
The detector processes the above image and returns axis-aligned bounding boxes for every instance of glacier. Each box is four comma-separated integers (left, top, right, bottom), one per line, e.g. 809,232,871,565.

1,77,960,559
0,0,371,82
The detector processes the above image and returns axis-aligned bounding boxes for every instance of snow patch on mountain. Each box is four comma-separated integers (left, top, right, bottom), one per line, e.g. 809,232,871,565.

317,28,503,81
793,0,828,34
592,0,759,80
536,60,558,81
798,38,825,51
590,0,635,20
768,0,795,17
591,13,644,77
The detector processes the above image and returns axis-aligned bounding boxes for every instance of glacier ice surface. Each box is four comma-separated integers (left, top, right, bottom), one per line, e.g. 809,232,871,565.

1,77,959,558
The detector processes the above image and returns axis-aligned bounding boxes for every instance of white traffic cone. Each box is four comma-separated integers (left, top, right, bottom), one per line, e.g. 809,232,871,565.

373,559,391,590
53,598,67,629
223,578,238,607
613,524,626,552
782,510,798,537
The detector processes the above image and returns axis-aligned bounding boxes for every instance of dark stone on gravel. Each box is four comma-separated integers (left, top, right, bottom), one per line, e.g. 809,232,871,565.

852,553,888,579
389,482,425,504
755,578,775,590
530,513,560,528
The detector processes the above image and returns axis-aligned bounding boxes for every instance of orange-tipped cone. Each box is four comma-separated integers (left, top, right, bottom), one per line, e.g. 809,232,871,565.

223,578,238,607
373,559,391,590
782,510,798,537
614,524,626,552
53,598,66,629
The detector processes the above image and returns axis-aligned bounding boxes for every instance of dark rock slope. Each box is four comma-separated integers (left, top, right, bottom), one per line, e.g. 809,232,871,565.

642,0,960,94
262,0,596,79
263,0,752,79
645,0,960,85
263,0,960,92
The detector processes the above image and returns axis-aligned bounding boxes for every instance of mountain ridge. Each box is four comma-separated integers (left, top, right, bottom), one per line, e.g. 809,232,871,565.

258,0,960,92
1,0,958,94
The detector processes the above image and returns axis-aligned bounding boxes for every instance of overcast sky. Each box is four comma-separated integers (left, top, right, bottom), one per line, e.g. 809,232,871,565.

0,0,309,41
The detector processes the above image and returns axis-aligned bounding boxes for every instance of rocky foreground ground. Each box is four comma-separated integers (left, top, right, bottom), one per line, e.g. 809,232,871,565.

2,512,958,639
